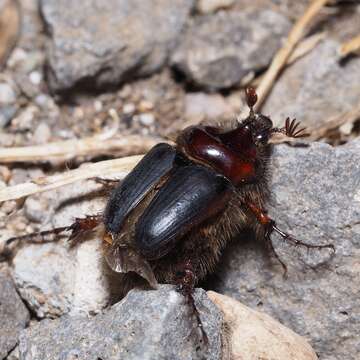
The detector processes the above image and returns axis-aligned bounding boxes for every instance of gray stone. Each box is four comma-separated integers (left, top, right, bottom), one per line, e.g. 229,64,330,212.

185,92,232,121
12,180,111,318
5,345,19,360
0,273,30,360
170,9,290,90
213,139,360,360
0,105,17,128
262,39,360,129
18,285,223,360
41,0,195,92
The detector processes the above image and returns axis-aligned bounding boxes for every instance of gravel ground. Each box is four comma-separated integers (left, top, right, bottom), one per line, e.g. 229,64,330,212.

0,1,359,359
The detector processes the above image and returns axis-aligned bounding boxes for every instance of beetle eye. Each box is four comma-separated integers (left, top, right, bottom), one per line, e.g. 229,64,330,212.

255,132,269,145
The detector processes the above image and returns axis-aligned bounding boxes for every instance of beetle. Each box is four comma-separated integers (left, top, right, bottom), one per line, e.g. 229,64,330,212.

4,87,334,344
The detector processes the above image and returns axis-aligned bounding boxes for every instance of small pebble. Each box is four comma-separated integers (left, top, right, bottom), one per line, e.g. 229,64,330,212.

118,84,132,99
339,122,353,136
7,48,28,69
139,113,155,126
138,100,154,112
29,71,42,85
197,0,235,14
123,103,136,115
94,100,103,112
34,94,56,110
73,107,84,119
11,106,38,131
33,122,52,144
24,197,49,223
0,166,12,183
0,133,15,147
0,83,16,104
0,105,17,128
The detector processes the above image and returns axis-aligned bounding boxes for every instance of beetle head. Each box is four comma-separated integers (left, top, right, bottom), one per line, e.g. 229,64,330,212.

240,87,309,147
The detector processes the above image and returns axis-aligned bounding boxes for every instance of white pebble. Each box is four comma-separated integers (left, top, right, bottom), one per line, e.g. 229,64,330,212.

139,113,155,126
29,71,42,85
123,103,135,114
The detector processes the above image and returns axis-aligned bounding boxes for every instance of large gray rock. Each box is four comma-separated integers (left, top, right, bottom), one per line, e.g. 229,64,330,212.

40,0,195,92
262,39,360,129
213,139,360,360
18,285,223,360
0,273,30,360
12,180,111,318
170,9,290,90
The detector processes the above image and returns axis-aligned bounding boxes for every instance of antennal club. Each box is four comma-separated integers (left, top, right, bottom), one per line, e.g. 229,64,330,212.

272,117,309,138
245,87,258,116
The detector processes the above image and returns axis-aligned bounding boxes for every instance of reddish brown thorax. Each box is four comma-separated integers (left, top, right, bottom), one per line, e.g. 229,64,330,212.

177,124,257,186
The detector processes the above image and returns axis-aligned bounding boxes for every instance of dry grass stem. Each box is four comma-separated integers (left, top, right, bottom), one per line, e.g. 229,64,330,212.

0,155,143,202
254,0,329,111
286,32,326,66
270,105,360,144
0,134,159,163
339,34,360,58
309,105,360,140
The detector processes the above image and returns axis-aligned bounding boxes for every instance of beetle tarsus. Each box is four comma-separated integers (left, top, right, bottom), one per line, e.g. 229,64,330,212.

2,215,102,257
2,226,69,259
247,202,335,275
264,224,288,277
67,215,102,246
272,223,335,253
91,177,119,189
175,260,209,349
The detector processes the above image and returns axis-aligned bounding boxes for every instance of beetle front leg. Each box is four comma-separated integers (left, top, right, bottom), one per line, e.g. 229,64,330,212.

2,215,102,258
175,259,209,347
247,202,335,275
91,177,119,189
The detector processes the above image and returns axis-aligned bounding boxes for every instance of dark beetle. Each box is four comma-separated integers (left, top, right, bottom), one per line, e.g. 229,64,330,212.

5,88,334,343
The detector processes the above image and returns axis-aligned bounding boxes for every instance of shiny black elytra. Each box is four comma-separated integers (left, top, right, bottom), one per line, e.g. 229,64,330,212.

5,87,334,346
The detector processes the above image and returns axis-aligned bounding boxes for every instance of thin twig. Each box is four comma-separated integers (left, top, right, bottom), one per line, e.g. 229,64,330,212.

309,105,360,140
339,34,360,58
0,155,143,202
0,134,159,163
254,0,329,110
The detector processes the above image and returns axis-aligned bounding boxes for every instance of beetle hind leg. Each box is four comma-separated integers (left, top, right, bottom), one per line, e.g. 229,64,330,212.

247,201,335,275
175,260,209,349
264,225,288,277
271,223,335,253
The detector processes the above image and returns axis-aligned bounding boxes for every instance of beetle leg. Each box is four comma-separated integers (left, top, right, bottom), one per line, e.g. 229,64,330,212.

264,224,288,277
91,177,119,189
247,202,335,274
2,215,102,258
67,215,102,245
175,259,209,348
